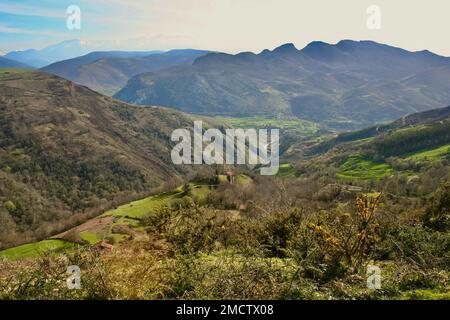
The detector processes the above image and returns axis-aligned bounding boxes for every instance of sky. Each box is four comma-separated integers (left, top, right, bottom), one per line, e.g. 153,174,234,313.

1,0,449,55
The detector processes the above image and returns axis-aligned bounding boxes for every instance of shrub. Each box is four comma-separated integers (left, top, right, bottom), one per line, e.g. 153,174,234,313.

303,194,382,279
424,184,450,231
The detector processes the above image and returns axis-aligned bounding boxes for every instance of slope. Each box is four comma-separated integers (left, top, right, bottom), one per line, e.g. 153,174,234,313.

0,70,204,248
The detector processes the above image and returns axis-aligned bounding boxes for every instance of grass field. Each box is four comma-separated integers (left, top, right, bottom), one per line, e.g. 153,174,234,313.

337,155,394,180
90,184,213,244
214,116,319,137
403,143,450,161
103,193,178,220
79,231,102,244
0,240,75,261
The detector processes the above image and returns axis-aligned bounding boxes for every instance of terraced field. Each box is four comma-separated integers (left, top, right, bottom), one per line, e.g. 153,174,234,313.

337,155,394,180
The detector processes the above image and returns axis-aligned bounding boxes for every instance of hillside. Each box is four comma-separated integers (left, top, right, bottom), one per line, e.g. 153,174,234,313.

1,76,449,299
115,40,450,130
302,105,450,157
42,50,210,95
287,106,450,181
0,69,204,249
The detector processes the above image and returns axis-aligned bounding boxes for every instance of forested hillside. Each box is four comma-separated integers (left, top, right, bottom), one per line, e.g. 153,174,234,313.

0,69,203,248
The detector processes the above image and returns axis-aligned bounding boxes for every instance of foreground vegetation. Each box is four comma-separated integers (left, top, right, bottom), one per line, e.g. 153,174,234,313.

1,168,449,299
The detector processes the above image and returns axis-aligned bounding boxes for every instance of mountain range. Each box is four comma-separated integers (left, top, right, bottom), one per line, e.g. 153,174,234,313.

42,49,210,95
114,40,450,130
4,39,93,68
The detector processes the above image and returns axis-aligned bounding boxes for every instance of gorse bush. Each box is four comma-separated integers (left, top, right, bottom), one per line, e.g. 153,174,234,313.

143,201,227,255
304,194,381,277
424,183,450,231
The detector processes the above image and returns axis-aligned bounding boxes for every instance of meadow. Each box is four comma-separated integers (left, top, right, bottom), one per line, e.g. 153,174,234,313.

337,155,394,180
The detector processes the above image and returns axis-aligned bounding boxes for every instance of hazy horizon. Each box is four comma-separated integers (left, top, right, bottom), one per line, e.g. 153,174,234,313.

1,0,450,56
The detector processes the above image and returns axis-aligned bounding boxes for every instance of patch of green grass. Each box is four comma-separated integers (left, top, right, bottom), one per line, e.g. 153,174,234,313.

218,175,228,182
102,193,178,219
214,116,319,137
79,231,102,244
191,184,210,199
399,289,450,300
403,143,450,161
278,163,296,177
0,240,75,261
337,155,394,180
237,174,252,185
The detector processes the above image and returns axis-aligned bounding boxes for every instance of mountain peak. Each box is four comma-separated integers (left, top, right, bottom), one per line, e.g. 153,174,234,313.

273,43,298,53
303,41,333,51
301,41,345,61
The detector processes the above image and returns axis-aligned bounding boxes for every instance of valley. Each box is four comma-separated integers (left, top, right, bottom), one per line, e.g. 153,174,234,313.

2,0,450,305
1,85,449,300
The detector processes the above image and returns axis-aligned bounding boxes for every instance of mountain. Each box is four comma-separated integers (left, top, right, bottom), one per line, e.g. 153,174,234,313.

0,70,207,248
0,50,5,56
42,49,210,95
115,40,450,130
4,40,92,68
0,57,31,69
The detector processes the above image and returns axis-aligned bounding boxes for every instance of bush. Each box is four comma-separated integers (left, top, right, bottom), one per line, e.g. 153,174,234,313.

424,184,450,231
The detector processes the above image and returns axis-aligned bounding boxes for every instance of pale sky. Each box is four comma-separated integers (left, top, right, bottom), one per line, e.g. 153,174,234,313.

1,0,449,56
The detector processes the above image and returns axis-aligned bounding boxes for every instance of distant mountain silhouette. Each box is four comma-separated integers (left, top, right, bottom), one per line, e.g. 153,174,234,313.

0,56,31,68
42,49,210,95
5,40,92,68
